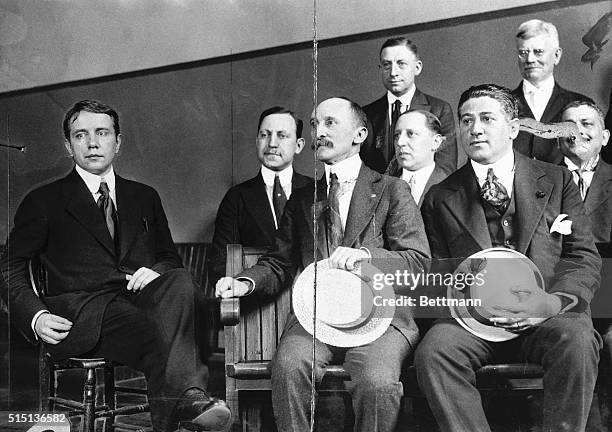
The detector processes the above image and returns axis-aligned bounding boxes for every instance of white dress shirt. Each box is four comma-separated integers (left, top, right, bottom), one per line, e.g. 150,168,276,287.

401,163,436,204
471,150,515,198
522,76,555,121
387,85,416,124
261,165,294,229
324,153,362,230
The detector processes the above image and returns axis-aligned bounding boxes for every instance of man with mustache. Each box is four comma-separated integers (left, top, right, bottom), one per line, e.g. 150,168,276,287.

216,97,430,432
415,84,601,432
361,37,457,176
512,19,590,164
208,106,311,283
385,110,448,207
0,100,231,432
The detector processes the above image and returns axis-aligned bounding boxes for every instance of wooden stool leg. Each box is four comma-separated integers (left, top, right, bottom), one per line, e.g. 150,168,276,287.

82,368,97,432
104,364,116,432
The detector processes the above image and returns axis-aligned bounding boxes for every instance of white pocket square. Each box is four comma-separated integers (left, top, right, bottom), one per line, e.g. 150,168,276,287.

550,214,572,235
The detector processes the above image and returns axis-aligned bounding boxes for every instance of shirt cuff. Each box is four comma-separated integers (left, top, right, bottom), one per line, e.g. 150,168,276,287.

236,277,256,296
553,293,578,314
31,310,49,340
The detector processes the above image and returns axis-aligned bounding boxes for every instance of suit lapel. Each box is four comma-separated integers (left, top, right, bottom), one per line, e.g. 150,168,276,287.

540,84,565,123
442,164,491,250
419,165,447,207
243,173,277,236
307,176,330,259
343,166,383,247
513,154,552,253
514,83,536,119
115,176,142,262
584,161,612,215
410,88,431,111
63,169,116,256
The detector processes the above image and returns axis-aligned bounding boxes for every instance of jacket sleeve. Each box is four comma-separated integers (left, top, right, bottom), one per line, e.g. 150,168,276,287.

150,189,183,274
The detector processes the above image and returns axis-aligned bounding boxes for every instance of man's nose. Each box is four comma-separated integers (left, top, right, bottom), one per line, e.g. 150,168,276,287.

389,62,400,76
470,120,484,135
525,50,538,63
268,135,279,147
87,135,100,148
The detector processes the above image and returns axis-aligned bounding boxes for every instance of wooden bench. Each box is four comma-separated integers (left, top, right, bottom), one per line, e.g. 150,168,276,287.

220,244,582,431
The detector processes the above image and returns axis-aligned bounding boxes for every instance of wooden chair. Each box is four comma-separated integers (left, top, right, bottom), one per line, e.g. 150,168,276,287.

29,259,150,432
220,244,609,431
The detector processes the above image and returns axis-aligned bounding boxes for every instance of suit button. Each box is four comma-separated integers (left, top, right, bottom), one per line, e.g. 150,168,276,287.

504,240,511,246
502,220,509,227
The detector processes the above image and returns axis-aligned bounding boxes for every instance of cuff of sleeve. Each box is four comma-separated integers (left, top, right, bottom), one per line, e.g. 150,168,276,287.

236,277,256,296
31,310,49,340
553,293,578,314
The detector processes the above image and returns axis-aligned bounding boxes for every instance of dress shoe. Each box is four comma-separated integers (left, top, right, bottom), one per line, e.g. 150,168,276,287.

173,388,231,431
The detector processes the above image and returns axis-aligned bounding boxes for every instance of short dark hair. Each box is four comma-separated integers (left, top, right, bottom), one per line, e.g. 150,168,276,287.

335,97,368,129
397,109,442,135
457,84,519,120
379,37,419,60
63,100,120,140
561,98,605,127
257,106,303,138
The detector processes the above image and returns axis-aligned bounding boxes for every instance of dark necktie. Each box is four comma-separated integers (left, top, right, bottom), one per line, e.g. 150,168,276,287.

327,173,344,252
572,169,592,201
272,174,287,227
389,100,402,160
481,168,510,213
97,180,116,239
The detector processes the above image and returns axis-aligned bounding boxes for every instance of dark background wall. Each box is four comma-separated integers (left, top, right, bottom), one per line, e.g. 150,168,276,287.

1,0,610,243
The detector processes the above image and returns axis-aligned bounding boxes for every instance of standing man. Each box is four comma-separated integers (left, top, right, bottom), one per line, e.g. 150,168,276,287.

386,110,448,207
415,85,601,432
512,19,590,163
208,106,311,283
361,37,457,175
0,100,231,432
216,97,430,432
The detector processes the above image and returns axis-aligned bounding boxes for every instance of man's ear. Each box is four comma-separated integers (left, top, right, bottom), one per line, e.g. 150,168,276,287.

295,137,305,154
353,126,368,146
431,134,444,152
115,134,122,154
64,140,73,157
509,118,520,140
602,129,610,148
554,47,563,65
415,60,423,77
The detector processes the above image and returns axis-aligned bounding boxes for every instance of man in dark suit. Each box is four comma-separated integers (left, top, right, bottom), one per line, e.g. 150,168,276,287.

385,110,448,207
0,100,230,432
216,97,430,432
361,37,457,175
208,106,311,283
415,85,601,432
512,19,590,163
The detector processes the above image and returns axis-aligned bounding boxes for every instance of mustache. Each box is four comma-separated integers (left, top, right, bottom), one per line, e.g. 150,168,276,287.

311,138,333,151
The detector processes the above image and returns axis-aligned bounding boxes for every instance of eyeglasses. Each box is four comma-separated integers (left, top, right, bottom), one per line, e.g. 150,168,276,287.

517,49,549,60
379,61,412,72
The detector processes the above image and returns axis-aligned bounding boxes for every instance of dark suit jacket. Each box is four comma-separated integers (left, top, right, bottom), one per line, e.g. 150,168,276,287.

421,152,601,312
583,160,612,249
387,163,448,207
361,89,457,175
512,82,590,164
0,169,183,359
599,89,612,164
239,163,431,346
208,170,311,282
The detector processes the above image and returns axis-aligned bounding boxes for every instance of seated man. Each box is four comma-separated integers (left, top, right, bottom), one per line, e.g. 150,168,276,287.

386,110,448,207
208,106,311,282
361,37,457,175
0,100,230,432
416,84,601,432
216,97,430,432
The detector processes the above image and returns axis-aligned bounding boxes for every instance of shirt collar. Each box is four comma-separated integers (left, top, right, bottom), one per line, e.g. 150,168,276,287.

564,155,599,172
523,76,555,94
401,162,436,183
325,153,362,184
470,150,515,183
261,165,293,187
75,164,116,195
387,84,416,107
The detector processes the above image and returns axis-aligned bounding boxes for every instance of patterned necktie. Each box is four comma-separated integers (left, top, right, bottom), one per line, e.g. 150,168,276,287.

389,99,402,160
97,180,115,239
272,174,287,227
327,173,344,252
481,168,510,213
407,175,417,200
573,170,587,201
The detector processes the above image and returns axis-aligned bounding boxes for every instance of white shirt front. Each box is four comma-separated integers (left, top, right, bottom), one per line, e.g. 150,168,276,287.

261,165,294,229
75,164,117,208
565,156,597,198
470,150,515,198
387,85,416,124
401,163,436,204
324,153,362,230
522,76,555,121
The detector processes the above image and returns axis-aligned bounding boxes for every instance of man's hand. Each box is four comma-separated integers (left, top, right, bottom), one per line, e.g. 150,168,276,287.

328,246,370,271
126,267,160,292
34,312,72,345
489,289,563,333
215,277,251,298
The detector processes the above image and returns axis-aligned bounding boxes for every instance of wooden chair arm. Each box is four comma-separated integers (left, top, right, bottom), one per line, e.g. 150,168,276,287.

220,298,240,326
